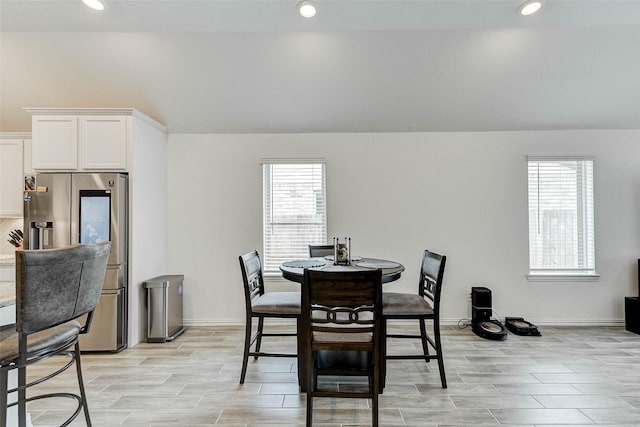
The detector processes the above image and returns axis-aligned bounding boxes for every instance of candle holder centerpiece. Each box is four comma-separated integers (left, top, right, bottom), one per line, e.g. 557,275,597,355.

333,237,351,265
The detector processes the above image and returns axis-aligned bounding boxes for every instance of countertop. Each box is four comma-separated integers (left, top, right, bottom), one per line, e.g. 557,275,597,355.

0,254,16,307
0,282,16,308
0,254,15,266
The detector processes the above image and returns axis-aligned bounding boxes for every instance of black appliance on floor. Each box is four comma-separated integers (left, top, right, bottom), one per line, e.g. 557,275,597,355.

471,286,507,340
505,317,541,336
625,259,640,335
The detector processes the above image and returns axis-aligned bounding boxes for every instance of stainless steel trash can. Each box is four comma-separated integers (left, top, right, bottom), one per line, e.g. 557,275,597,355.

143,274,185,343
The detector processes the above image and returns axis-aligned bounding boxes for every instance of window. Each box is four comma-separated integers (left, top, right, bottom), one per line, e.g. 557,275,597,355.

262,161,327,274
527,157,596,278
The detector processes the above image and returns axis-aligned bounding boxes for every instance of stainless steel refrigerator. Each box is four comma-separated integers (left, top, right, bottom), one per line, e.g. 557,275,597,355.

23,172,128,352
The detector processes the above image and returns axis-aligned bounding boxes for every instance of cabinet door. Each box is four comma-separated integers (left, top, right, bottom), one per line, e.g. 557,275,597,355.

80,116,128,170
32,116,78,170
0,139,24,216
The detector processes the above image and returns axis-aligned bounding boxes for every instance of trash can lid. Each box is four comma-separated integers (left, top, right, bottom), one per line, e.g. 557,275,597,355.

143,274,184,288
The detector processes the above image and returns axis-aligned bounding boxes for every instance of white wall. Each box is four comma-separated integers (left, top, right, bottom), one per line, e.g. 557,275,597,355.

129,117,169,345
167,130,640,326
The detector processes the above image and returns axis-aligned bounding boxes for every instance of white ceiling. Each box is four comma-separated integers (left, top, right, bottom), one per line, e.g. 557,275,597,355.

1,0,640,134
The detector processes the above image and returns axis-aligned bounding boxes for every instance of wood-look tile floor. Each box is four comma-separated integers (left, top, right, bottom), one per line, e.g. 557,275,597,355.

20,323,640,426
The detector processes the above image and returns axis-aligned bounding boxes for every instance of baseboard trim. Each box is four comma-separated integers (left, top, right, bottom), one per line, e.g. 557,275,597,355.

184,318,626,328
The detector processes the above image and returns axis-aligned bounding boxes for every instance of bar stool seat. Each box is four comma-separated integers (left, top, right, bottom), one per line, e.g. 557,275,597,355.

252,292,301,315
0,321,81,364
383,293,433,316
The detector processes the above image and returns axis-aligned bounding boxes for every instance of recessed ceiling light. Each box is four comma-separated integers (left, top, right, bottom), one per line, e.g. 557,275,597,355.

82,0,105,11
519,0,543,16
298,0,317,18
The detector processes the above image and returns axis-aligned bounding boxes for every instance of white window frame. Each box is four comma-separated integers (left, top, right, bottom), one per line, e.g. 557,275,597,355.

527,156,598,282
262,159,327,275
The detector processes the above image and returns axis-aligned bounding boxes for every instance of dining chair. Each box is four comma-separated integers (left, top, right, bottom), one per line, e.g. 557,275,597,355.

0,242,111,427
238,250,300,384
308,244,334,258
382,249,447,388
302,268,383,427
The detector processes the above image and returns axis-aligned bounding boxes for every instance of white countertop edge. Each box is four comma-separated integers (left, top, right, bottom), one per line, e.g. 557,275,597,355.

0,282,16,308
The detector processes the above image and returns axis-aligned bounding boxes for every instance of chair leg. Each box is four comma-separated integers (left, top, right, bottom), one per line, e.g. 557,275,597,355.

0,367,8,427
380,319,387,392
17,365,26,427
433,318,447,388
305,390,313,427
306,350,315,427
74,343,92,426
240,315,253,384
372,348,380,427
419,319,430,362
372,392,379,427
366,352,373,391
254,317,265,360
296,318,306,392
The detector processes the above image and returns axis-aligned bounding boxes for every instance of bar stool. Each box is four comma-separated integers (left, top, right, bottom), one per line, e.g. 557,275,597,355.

383,249,447,388
308,244,334,258
0,242,110,427
238,250,300,384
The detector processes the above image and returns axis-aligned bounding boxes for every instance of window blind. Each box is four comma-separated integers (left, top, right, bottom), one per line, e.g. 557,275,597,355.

262,162,327,274
528,157,595,274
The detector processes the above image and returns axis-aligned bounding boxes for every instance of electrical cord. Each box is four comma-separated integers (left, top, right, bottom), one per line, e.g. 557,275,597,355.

457,318,471,329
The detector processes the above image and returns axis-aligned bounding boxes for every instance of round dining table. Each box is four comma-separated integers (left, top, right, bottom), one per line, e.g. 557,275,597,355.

279,256,404,391
279,256,405,284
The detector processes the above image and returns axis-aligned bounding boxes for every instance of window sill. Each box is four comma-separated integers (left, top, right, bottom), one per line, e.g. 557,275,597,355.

526,273,600,282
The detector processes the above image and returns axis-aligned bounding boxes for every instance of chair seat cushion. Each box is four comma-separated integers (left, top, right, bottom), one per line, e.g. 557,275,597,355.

0,320,82,365
383,292,433,317
252,291,301,315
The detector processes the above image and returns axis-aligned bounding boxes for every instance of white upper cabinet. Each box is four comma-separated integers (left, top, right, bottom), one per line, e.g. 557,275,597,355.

0,138,26,216
31,115,78,170
80,116,128,170
31,112,128,171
